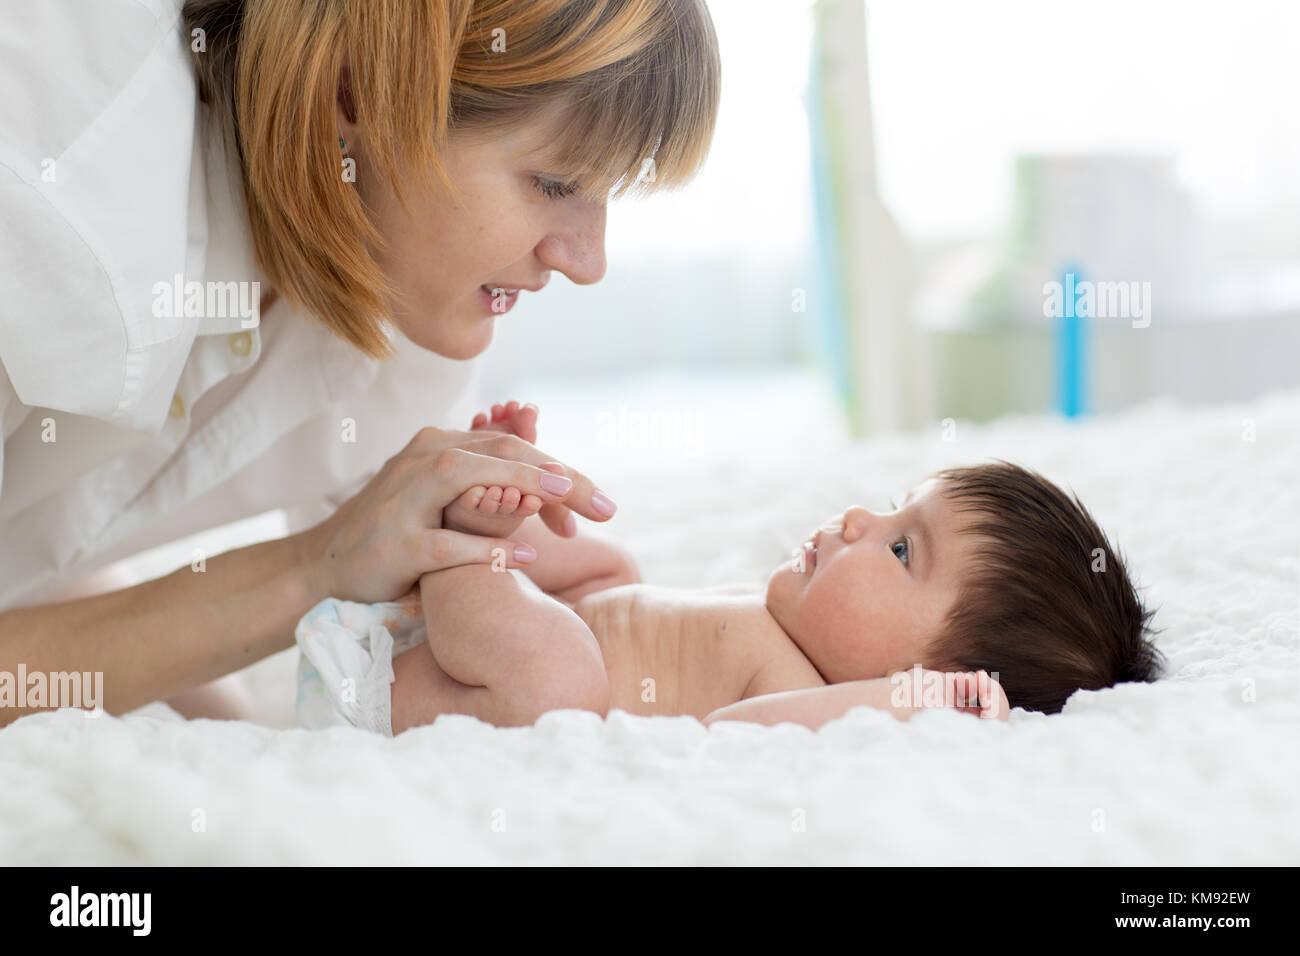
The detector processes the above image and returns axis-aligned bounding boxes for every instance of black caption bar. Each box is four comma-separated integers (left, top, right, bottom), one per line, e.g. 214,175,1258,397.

0,865,1289,943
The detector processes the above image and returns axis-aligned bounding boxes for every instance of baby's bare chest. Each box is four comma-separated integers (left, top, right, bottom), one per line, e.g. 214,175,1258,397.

575,585,770,719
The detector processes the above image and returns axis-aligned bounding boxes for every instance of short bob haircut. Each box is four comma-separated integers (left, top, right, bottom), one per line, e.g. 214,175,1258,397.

183,0,721,359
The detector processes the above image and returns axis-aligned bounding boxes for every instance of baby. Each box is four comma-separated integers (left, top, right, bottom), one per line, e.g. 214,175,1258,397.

295,404,1163,734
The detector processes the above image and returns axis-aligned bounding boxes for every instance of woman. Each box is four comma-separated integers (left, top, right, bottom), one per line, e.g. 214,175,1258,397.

0,0,719,724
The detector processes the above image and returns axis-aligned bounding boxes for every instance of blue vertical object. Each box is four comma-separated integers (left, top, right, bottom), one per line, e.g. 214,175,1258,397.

1057,266,1089,417
804,35,855,426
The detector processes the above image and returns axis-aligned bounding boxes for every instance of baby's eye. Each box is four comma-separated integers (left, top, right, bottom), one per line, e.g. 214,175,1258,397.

891,539,910,566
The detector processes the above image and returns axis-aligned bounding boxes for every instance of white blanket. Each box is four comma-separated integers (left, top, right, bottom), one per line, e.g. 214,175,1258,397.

2,388,1296,864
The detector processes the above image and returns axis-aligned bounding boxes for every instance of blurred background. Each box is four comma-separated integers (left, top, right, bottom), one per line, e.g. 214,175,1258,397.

120,0,1300,580
477,0,1300,471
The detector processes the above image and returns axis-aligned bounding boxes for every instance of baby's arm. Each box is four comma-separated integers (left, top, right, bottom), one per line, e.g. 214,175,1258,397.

389,564,609,732
702,671,1009,731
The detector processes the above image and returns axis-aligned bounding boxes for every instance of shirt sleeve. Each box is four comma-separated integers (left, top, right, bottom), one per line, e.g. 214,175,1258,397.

280,471,376,537
0,0,202,431
0,368,33,508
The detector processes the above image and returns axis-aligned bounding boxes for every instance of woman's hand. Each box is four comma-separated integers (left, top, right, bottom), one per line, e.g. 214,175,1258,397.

302,423,617,604
445,399,616,540
443,401,546,538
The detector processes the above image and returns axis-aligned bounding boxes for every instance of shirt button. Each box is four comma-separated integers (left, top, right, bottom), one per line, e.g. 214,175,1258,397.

169,394,186,420
229,331,253,357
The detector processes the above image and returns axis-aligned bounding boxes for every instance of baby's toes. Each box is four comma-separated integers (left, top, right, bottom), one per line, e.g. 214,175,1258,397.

454,486,486,511
513,404,539,442
498,486,522,515
518,492,543,516
477,486,504,514
471,411,489,430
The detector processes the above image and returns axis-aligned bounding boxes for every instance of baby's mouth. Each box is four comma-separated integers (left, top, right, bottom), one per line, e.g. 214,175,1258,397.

801,537,818,572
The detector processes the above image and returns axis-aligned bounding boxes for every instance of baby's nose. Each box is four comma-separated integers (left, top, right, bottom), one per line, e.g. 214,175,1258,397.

839,506,873,541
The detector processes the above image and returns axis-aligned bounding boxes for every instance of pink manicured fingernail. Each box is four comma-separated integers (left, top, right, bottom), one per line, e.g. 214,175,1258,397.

591,490,616,517
539,472,572,495
514,544,537,563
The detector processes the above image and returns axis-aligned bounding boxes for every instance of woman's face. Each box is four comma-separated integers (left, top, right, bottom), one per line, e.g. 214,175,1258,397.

346,106,609,359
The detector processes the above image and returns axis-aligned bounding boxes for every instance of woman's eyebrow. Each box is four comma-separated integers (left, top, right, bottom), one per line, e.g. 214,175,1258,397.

520,137,575,166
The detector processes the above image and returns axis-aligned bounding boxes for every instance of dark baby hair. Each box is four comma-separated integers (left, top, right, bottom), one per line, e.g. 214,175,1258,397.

923,461,1163,714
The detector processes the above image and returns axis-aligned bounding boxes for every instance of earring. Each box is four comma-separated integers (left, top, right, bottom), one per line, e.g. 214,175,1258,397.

339,137,346,150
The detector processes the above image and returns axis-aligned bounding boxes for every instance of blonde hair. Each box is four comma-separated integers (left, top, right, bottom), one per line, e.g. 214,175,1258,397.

184,0,721,359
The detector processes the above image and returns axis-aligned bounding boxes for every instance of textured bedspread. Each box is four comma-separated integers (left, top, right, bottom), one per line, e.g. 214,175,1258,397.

2,387,1296,864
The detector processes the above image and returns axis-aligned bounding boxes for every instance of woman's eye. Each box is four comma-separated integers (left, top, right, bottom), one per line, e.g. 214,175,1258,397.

533,176,578,200
891,539,910,566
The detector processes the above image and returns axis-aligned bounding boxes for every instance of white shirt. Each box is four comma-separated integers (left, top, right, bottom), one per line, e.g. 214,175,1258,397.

0,0,479,609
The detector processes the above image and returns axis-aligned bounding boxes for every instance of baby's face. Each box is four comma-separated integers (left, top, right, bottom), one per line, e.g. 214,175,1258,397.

766,478,977,683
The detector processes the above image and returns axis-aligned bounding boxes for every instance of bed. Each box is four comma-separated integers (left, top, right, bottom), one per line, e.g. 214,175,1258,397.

2,386,1296,864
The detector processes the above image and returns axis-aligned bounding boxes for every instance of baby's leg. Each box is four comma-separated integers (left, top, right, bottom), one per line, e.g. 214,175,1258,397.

510,514,641,604
165,673,259,721
389,565,609,732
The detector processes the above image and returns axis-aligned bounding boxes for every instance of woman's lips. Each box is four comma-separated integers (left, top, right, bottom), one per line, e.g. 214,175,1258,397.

478,274,550,315
479,285,520,314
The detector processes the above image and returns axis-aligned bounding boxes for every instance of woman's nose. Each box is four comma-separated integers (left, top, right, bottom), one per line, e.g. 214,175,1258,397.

536,202,607,285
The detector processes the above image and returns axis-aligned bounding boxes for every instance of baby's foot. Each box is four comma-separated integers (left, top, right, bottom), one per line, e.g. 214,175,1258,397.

443,401,545,538
470,400,539,444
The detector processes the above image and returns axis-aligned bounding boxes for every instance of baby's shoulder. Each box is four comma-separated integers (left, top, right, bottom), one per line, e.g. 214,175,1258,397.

743,649,827,701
